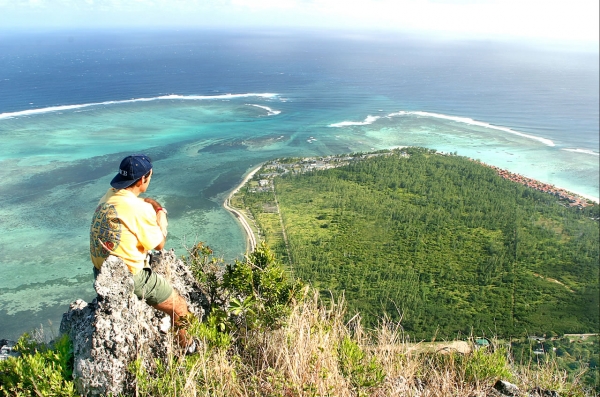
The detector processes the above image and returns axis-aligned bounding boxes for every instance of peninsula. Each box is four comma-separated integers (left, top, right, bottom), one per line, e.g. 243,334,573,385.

230,147,599,339
227,149,597,257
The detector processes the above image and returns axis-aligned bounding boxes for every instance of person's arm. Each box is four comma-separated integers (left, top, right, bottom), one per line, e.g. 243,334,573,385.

154,235,166,250
154,210,168,250
143,197,162,212
144,197,168,249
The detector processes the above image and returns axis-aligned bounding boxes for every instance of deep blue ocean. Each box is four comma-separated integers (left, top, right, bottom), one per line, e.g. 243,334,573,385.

0,29,598,339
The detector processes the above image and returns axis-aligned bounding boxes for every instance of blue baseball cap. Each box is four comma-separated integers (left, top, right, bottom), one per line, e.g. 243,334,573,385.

110,154,153,189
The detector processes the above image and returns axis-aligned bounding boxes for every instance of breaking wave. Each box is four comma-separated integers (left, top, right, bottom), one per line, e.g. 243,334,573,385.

562,148,599,156
0,93,279,120
246,104,281,116
329,115,381,127
329,110,556,147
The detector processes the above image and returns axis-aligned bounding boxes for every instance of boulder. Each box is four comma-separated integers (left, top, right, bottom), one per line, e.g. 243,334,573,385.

528,387,560,397
60,250,209,396
493,380,520,396
0,339,19,361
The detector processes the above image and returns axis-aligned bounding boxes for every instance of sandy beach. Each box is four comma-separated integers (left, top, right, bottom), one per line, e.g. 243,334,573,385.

223,165,263,253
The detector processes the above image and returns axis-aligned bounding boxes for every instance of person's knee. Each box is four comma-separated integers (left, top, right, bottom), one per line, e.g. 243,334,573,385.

153,290,189,317
133,268,173,306
170,290,190,317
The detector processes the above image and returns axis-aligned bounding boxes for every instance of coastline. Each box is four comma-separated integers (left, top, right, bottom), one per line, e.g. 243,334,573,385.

223,151,597,257
474,160,599,205
224,165,263,253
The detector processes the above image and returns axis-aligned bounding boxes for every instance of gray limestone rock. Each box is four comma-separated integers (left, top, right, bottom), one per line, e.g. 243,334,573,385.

493,379,520,396
149,250,210,317
59,250,208,396
528,387,560,397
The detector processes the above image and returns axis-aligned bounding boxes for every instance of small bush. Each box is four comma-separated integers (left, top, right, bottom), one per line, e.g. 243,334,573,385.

0,333,75,397
187,241,303,339
338,335,385,395
461,345,512,383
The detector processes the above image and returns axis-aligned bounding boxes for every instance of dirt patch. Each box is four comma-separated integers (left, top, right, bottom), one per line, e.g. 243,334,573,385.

262,202,278,213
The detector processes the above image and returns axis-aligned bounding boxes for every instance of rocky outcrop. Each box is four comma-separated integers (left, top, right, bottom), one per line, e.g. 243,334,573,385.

0,339,18,361
489,380,561,397
59,250,209,396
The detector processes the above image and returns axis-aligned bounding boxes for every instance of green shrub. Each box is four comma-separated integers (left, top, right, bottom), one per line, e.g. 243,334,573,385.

338,335,385,395
187,242,303,339
191,314,233,349
461,345,512,383
0,333,75,397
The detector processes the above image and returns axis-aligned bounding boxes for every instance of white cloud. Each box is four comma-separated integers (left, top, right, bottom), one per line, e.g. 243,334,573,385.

231,0,299,9
287,0,599,42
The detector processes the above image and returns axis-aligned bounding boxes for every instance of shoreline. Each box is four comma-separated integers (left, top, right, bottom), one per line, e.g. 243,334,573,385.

473,160,599,206
223,165,263,253
224,152,597,256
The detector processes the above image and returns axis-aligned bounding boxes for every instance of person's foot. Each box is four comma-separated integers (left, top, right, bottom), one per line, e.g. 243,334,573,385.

175,328,201,355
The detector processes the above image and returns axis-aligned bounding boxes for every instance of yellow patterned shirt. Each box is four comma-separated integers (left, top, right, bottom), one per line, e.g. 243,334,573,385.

90,188,163,274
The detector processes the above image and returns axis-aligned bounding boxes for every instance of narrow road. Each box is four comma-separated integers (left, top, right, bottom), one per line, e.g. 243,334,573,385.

272,186,293,269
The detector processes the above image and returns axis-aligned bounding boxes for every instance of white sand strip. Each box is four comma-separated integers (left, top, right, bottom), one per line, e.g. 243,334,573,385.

224,165,263,253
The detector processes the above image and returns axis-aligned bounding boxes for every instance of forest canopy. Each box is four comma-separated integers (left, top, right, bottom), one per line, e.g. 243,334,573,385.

238,148,599,340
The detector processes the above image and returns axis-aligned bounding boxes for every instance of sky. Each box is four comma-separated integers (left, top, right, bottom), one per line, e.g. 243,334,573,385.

0,0,598,45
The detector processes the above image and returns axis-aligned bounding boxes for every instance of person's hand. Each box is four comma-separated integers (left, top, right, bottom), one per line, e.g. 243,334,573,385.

143,197,162,212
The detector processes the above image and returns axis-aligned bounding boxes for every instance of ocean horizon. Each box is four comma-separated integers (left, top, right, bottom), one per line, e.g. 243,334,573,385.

0,29,598,340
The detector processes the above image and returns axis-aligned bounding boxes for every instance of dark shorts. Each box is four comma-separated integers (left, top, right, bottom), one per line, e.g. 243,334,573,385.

93,266,173,306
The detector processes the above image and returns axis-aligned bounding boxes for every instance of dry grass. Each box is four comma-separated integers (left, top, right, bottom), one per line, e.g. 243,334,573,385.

134,290,591,397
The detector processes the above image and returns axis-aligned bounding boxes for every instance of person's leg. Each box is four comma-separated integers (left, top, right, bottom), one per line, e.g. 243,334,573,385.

152,290,189,319
152,291,192,348
133,268,194,349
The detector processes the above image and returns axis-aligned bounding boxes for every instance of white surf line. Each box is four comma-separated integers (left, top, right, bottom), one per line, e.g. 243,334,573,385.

246,104,282,116
223,165,263,253
329,110,555,147
0,93,279,120
329,115,381,127
562,148,599,156
403,111,556,146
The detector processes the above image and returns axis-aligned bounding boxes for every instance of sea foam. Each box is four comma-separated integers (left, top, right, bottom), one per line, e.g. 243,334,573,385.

562,148,600,156
330,110,556,147
329,115,381,127
246,104,282,116
0,93,279,120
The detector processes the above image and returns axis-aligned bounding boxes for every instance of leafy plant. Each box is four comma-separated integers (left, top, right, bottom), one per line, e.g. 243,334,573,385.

337,335,385,395
191,314,233,349
187,241,303,341
461,345,512,383
0,333,75,397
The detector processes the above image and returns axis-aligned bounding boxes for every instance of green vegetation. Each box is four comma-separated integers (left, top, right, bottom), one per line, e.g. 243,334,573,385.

187,242,304,339
0,244,596,396
0,334,75,396
239,148,599,340
338,335,385,396
1,147,597,395
512,335,599,391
